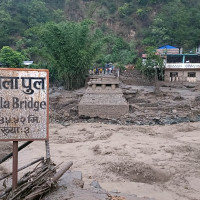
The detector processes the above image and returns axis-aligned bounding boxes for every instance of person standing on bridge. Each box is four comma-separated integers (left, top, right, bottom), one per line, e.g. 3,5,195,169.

95,66,99,75
105,63,109,74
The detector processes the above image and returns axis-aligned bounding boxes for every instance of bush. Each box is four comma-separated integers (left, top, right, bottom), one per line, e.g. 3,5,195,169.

0,46,25,68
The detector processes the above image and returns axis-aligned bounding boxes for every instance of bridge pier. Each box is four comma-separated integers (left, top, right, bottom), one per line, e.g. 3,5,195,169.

79,75,129,118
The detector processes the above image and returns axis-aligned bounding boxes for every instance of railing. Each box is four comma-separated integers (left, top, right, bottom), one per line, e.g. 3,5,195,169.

166,63,200,69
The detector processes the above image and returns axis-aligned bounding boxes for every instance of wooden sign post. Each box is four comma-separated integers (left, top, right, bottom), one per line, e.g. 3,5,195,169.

0,68,49,190
13,141,18,190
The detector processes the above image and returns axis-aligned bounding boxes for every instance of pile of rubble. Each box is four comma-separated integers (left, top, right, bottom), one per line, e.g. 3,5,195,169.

42,170,155,200
49,82,200,126
120,69,154,86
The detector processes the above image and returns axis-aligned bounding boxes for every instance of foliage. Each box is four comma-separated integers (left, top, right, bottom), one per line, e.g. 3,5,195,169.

94,34,137,68
0,0,199,88
143,0,200,51
37,20,101,89
100,0,117,14
0,0,64,48
0,0,199,53
0,46,25,68
0,9,12,47
118,3,131,17
136,8,146,18
136,47,164,79
86,2,100,18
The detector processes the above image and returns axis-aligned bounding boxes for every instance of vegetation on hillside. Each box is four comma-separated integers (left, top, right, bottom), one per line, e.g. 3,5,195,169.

0,0,199,88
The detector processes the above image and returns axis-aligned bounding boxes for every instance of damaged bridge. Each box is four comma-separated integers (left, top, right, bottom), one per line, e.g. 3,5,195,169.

78,75,129,119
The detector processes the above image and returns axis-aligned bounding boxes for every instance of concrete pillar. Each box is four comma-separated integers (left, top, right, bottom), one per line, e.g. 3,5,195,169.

101,84,106,89
183,55,185,63
92,84,96,90
111,84,116,90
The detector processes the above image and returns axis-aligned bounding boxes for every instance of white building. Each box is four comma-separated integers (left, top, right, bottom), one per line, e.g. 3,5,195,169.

165,54,200,82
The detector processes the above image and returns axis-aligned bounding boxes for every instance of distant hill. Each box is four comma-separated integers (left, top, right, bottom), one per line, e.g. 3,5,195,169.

0,0,199,53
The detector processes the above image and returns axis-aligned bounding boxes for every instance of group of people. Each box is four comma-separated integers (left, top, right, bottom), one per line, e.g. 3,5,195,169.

91,63,115,75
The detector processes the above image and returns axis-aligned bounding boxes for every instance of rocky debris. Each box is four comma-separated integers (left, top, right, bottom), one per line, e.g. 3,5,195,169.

43,172,108,200
109,196,126,200
0,142,12,159
43,186,108,200
121,84,200,125
120,69,154,86
195,95,200,101
49,78,200,126
107,161,170,184
108,194,155,200
49,88,83,122
44,171,155,200
0,166,8,179
184,84,195,88
90,180,102,189
59,171,84,188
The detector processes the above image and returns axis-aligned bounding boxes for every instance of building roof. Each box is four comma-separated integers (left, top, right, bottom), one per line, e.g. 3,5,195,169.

142,54,147,58
167,54,199,56
158,45,179,49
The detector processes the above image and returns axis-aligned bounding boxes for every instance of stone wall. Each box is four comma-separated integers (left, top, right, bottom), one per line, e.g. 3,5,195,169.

79,104,129,118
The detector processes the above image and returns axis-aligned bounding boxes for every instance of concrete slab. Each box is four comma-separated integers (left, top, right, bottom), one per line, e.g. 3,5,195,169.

78,76,129,118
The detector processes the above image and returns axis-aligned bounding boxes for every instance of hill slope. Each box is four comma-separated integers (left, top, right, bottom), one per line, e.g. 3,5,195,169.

0,0,200,53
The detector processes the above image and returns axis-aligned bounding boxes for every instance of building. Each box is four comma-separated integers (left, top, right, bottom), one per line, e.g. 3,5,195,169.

141,44,200,83
157,45,181,55
165,54,200,82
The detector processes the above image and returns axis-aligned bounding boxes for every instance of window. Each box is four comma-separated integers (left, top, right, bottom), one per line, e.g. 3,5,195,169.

188,72,196,77
170,72,178,77
170,72,178,82
167,56,182,63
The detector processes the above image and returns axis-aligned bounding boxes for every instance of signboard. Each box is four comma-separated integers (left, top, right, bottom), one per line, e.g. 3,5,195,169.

0,68,49,141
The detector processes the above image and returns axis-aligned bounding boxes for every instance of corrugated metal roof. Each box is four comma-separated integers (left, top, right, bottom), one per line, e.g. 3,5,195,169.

158,45,178,49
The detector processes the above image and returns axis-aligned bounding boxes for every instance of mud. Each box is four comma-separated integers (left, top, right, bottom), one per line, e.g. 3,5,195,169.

107,161,170,184
1,121,200,200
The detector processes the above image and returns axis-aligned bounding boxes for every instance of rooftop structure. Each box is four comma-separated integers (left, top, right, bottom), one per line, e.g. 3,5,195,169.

157,45,181,55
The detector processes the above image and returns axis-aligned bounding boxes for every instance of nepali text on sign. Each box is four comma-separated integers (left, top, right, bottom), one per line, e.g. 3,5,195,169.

0,68,49,141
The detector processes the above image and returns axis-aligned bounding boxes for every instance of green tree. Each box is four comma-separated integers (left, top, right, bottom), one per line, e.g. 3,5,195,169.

0,0,65,48
143,0,200,50
38,20,101,89
0,46,25,68
0,10,12,47
142,17,170,46
118,3,130,17
95,34,137,67
136,47,164,80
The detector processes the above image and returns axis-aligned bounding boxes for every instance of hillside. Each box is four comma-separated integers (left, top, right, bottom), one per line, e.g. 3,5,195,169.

50,0,200,53
1,0,200,53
